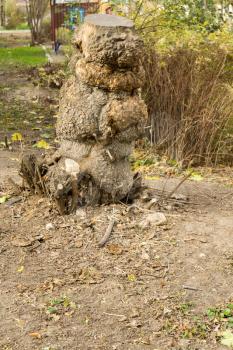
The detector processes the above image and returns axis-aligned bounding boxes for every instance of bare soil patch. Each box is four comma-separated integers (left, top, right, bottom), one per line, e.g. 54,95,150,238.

0,69,57,150
0,68,233,350
0,149,233,350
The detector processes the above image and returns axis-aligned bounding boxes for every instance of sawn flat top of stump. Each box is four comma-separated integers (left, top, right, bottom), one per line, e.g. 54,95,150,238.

84,14,134,28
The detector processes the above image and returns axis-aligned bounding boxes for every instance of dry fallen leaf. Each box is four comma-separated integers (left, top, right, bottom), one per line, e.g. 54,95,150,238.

128,274,137,282
190,172,203,181
15,318,26,329
29,332,42,339
0,195,9,204
107,243,123,255
50,314,60,321
221,330,233,348
11,132,23,142
12,237,34,247
79,267,102,284
33,139,50,149
17,266,24,273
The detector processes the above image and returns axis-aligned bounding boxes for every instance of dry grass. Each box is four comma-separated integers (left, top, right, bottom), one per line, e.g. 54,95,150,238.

144,47,233,166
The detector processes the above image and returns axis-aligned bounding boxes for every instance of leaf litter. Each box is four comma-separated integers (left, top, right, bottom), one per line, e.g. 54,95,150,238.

0,69,233,350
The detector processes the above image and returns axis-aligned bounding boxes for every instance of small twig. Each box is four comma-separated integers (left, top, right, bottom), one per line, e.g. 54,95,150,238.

127,204,151,213
98,219,116,247
183,285,202,291
70,175,79,213
54,184,66,215
25,159,41,194
222,191,233,199
145,198,158,210
103,312,126,318
4,135,9,149
133,0,143,21
106,149,114,162
165,172,192,201
35,164,48,196
161,174,171,198
6,196,22,206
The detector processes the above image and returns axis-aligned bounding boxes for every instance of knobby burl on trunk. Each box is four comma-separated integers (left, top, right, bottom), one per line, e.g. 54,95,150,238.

20,14,148,214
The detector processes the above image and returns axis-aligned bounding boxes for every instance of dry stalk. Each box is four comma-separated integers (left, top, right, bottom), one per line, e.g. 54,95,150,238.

144,47,233,165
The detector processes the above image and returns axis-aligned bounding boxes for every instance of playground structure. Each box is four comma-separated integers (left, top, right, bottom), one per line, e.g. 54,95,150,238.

50,0,100,43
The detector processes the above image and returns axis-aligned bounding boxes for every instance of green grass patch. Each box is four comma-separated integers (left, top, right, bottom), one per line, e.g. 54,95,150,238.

16,23,29,30
0,46,47,68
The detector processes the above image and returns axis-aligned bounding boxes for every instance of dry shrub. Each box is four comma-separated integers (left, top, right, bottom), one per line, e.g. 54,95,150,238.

5,0,25,29
56,27,72,45
29,63,67,88
144,47,233,166
41,17,52,42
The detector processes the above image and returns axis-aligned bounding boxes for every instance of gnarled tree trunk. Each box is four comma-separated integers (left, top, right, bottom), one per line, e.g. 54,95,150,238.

20,14,148,214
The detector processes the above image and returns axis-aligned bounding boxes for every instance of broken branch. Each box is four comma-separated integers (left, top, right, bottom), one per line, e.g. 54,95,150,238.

98,218,116,247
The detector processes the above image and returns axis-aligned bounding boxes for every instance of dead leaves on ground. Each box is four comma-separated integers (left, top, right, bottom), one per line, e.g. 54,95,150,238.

78,267,103,284
221,330,233,348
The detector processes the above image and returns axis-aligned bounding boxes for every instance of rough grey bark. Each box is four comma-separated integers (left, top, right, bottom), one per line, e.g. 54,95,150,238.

20,14,148,213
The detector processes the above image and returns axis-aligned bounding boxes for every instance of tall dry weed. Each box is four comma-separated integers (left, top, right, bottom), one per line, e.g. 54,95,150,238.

144,47,233,165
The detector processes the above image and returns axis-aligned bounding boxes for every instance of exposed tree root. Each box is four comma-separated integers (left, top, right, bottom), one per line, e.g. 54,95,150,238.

19,153,142,215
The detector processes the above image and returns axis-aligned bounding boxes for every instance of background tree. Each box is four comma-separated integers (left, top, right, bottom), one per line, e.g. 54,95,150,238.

0,0,6,27
5,0,25,29
25,0,49,44
160,0,221,32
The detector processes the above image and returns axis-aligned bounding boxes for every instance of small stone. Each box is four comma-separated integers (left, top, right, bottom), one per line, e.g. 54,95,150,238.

164,205,173,211
38,198,45,204
46,223,55,231
200,239,208,243
34,234,44,242
119,315,127,322
140,337,151,345
65,158,80,175
163,307,172,315
140,212,167,228
76,209,87,220
6,196,22,206
141,251,150,260
75,240,83,248
145,198,159,210
130,308,140,318
129,319,142,328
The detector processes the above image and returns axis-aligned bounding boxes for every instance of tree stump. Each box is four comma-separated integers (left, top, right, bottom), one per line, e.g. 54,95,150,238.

20,14,148,214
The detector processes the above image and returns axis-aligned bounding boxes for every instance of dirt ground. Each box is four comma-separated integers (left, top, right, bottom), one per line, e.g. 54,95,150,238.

0,30,31,48
0,68,233,350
